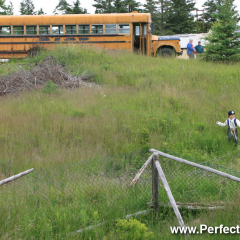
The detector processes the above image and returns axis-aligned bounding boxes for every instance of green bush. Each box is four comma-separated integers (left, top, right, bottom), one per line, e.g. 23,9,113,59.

115,218,154,240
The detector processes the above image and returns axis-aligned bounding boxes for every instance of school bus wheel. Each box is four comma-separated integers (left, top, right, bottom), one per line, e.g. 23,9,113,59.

157,47,175,57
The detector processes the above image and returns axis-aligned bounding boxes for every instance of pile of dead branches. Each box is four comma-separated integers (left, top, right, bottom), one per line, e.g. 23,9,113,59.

0,57,97,96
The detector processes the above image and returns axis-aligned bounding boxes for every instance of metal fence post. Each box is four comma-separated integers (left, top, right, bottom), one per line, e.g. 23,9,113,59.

152,153,159,214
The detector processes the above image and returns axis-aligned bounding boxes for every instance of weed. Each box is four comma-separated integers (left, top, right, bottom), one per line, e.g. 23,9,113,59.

42,80,60,94
115,218,154,240
70,110,85,118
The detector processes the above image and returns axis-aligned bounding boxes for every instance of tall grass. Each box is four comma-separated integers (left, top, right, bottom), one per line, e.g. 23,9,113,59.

1,45,240,239
1,45,240,173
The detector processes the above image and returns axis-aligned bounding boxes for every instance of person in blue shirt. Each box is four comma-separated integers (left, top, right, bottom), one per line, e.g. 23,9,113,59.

187,39,196,59
195,41,204,54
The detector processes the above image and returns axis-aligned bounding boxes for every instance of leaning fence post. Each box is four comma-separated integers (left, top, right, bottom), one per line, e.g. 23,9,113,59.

152,153,159,214
153,153,185,229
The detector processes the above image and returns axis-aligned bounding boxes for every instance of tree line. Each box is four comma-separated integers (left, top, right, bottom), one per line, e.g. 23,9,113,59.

0,0,240,61
0,0,239,35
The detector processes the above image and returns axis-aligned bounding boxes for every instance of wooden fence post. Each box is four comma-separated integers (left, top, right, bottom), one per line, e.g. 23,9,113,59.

154,155,185,228
152,153,159,214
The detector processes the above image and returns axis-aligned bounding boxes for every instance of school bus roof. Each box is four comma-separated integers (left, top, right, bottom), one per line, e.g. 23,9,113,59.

0,13,151,25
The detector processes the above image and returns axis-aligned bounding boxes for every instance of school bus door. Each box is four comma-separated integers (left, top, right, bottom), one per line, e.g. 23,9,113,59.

133,23,150,55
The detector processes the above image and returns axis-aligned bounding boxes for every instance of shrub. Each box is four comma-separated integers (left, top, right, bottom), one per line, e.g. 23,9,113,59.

115,218,154,240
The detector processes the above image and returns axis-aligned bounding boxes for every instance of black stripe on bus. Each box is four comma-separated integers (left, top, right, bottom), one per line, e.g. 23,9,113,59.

0,51,26,54
64,38,76,41
0,41,129,45
0,34,122,38
40,37,50,41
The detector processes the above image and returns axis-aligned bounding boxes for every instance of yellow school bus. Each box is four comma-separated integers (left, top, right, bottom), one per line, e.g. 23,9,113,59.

0,12,181,59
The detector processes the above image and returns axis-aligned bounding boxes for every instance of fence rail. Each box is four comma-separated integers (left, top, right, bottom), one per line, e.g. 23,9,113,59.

1,149,240,238
131,150,240,229
0,168,33,186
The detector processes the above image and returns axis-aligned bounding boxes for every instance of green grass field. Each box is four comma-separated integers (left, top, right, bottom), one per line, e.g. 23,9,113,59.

1,45,240,239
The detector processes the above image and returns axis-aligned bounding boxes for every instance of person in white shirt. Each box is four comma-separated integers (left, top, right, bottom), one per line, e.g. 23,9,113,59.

216,110,240,145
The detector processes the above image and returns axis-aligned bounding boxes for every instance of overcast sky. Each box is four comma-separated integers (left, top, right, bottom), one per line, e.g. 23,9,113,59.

5,0,240,15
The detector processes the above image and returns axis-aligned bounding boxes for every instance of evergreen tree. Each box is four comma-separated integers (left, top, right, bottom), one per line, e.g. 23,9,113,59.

143,0,181,35
143,0,158,13
37,8,45,15
203,0,240,61
70,0,87,14
53,0,72,14
93,0,141,14
114,0,126,13
0,0,8,15
164,0,196,34
158,0,173,35
93,0,103,13
93,0,115,13
6,1,14,15
123,0,141,13
143,0,161,35
201,0,225,32
0,0,14,15
20,0,36,15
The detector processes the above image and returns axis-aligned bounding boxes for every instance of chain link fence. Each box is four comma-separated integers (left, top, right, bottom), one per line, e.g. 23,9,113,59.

156,155,240,205
1,149,240,237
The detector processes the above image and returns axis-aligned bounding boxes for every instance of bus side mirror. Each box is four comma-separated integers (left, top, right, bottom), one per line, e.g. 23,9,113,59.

150,23,155,33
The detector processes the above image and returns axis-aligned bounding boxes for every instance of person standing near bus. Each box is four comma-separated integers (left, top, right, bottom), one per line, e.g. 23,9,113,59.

195,41,204,54
187,39,196,59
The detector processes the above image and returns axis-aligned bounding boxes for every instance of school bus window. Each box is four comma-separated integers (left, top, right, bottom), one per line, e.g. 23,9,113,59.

65,25,76,35
78,25,90,34
26,26,37,35
92,25,103,34
39,25,50,35
105,24,116,34
13,26,24,35
52,25,64,35
118,24,130,34
0,26,11,35
144,25,147,37
135,26,140,36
